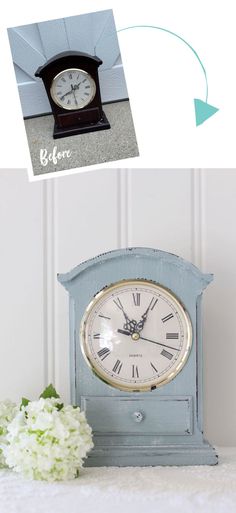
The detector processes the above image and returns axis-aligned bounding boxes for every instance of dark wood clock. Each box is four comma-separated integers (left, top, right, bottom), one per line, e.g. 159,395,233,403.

35,51,110,139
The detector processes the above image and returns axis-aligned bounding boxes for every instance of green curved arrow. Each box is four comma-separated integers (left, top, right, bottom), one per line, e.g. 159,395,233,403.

117,25,219,126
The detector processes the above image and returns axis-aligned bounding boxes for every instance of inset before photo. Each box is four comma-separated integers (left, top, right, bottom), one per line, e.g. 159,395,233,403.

7,9,139,177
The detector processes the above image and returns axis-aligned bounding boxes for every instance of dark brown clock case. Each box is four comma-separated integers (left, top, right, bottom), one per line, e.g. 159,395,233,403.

35,51,110,139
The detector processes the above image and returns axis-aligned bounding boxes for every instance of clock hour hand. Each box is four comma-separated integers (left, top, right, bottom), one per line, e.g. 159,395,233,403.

113,298,137,333
117,328,132,336
73,82,81,90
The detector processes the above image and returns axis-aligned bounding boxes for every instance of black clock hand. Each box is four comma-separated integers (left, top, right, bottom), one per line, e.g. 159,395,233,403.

73,82,81,90
71,85,78,106
139,336,180,352
136,297,157,332
117,329,180,352
114,299,137,333
117,328,132,336
60,89,73,100
60,83,81,101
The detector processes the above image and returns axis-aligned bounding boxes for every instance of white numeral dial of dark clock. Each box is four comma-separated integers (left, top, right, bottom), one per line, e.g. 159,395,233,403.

80,280,192,392
50,68,96,110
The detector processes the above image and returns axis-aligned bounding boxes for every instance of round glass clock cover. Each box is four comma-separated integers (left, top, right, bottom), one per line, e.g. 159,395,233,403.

50,68,96,110
80,280,192,392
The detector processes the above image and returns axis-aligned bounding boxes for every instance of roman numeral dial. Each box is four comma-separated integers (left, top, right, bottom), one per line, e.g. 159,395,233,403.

50,68,96,111
132,365,139,378
133,293,141,306
97,347,111,361
112,360,123,374
162,313,174,323
150,362,158,373
81,279,192,392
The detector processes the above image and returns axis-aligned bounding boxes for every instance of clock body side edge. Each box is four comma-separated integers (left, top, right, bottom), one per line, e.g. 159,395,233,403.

59,249,217,465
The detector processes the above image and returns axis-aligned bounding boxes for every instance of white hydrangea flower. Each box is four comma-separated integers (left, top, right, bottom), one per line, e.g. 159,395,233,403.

0,399,18,468
3,397,93,481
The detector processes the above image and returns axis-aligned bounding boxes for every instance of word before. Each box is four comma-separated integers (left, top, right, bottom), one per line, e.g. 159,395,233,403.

40,146,72,166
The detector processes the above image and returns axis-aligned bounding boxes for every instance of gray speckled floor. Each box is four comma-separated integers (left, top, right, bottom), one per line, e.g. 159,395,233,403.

24,101,139,176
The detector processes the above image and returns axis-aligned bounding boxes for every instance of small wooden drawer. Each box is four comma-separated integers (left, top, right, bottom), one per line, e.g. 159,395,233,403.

57,107,100,127
81,396,193,436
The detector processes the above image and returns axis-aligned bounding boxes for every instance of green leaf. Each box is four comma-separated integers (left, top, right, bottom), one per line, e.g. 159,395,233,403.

40,384,60,400
56,403,64,411
20,397,30,409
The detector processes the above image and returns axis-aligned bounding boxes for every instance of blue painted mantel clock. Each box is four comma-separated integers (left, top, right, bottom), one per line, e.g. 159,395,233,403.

57,247,218,466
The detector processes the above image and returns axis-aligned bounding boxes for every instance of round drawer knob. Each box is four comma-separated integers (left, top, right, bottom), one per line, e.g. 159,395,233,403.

132,411,144,423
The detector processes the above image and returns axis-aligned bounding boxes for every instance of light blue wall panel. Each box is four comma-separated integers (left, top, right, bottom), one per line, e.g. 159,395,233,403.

8,10,127,117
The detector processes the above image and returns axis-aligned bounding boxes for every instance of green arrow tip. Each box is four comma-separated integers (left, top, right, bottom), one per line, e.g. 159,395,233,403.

194,99,219,126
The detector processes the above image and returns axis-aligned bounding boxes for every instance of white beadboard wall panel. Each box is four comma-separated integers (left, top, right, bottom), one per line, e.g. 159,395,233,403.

43,180,56,389
0,170,45,401
55,169,119,272
200,169,236,445
126,169,193,260
0,167,236,446
190,169,203,269
53,169,119,402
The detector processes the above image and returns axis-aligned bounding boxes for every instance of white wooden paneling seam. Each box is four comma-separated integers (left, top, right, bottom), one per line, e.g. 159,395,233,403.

43,180,56,387
117,169,129,248
191,168,204,269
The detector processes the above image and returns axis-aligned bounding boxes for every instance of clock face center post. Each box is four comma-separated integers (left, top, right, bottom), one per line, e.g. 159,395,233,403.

132,332,140,341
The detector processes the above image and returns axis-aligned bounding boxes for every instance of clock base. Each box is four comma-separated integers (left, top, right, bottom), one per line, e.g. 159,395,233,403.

85,441,218,467
53,111,110,139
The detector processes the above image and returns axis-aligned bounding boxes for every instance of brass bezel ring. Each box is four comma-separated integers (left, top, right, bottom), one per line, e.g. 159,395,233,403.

80,279,193,392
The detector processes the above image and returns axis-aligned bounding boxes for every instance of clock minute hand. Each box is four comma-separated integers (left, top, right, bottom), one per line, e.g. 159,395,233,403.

139,335,180,352
60,89,73,100
117,329,180,352
136,297,156,331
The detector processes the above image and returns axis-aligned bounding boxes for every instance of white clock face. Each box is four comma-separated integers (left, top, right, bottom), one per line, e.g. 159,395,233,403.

50,68,96,110
80,280,192,392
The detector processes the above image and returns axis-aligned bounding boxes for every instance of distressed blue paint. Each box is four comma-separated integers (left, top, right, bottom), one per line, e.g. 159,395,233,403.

58,247,217,466
81,396,193,435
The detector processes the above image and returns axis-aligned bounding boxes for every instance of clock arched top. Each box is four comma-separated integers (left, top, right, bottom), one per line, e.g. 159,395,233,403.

35,51,102,78
57,247,213,296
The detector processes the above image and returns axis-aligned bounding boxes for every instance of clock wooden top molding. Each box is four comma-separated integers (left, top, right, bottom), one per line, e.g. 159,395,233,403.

35,51,110,139
58,247,213,291
58,247,217,467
